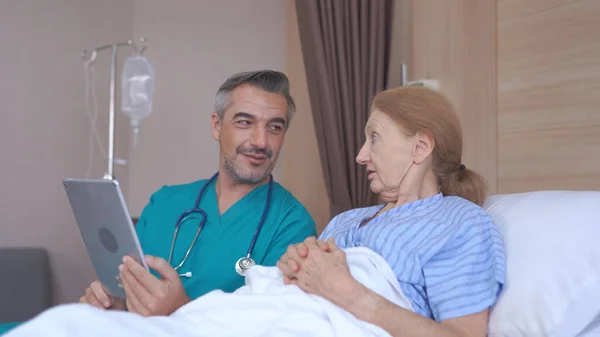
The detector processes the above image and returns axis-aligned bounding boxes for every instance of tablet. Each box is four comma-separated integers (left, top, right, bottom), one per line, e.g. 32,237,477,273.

62,178,148,299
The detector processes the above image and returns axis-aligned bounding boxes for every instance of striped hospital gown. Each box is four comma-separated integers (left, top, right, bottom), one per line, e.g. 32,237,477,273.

319,193,506,321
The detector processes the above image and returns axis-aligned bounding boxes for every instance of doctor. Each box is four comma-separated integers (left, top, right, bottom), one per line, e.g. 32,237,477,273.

80,70,317,316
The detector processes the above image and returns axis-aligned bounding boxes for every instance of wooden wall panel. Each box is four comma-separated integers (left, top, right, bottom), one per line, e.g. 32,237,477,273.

498,0,600,193
404,0,499,194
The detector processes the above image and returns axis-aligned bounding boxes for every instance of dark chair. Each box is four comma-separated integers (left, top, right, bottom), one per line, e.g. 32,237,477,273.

0,248,52,323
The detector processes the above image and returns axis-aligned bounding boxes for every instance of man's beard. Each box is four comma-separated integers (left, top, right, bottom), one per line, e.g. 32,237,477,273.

222,144,275,185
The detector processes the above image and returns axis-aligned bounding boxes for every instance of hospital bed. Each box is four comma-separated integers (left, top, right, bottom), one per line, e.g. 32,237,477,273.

1,190,599,337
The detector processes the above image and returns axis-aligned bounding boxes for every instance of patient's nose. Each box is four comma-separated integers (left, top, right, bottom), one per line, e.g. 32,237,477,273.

356,143,370,164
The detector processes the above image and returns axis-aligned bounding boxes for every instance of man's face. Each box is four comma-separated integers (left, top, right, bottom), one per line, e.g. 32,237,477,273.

212,84,288,185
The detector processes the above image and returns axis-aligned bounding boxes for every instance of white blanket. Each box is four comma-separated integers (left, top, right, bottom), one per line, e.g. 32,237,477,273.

6,247,413,337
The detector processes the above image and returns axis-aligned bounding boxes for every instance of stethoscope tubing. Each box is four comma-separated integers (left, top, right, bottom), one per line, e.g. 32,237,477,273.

168,172,273,275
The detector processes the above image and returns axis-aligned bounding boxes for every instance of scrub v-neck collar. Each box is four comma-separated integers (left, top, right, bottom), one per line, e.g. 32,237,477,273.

205,177,272,227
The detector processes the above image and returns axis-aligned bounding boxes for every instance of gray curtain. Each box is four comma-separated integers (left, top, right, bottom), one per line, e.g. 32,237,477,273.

295,0,395,218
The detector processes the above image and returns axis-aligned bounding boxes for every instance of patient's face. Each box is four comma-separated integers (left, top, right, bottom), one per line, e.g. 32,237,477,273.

356,110,416,196
212,84,288,185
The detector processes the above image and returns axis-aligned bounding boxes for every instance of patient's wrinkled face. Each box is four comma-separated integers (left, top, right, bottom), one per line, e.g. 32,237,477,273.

212,84,288,185
356,110,417,196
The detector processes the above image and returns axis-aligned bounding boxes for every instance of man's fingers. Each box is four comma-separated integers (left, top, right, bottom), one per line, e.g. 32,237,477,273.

120,264,152,309
89,282,111,308
122,275,146,316
81,290,99,308
86,295,102,308
123,255,162,292
122,268,149,316
145,255,180,282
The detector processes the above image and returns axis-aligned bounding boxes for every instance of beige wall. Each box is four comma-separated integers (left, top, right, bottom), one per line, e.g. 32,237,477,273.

281,0,330,232
128,0,289,216
0,0,134,304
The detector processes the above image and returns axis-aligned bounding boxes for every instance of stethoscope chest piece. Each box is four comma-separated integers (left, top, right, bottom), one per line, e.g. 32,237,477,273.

235,256,255,277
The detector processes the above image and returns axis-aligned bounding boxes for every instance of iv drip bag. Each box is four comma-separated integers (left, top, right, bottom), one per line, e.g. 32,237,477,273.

121,55,155,145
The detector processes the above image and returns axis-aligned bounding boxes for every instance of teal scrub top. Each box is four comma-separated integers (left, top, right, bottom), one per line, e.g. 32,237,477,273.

0,322,20,335
135,177,316,300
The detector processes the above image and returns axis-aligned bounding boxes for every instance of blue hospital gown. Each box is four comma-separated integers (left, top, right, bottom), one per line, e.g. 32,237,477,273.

319,193,506,321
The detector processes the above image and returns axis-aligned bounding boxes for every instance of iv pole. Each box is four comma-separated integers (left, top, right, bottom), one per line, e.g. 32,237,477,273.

81,38,148,180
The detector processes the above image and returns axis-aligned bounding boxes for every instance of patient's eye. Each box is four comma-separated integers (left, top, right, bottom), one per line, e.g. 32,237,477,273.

370,133,379,143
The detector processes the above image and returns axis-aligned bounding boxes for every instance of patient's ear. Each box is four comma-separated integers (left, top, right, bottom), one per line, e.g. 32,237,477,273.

413,129,434,164
211,112,221,141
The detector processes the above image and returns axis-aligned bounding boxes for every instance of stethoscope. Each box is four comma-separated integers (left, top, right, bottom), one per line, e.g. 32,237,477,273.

167,172,273,278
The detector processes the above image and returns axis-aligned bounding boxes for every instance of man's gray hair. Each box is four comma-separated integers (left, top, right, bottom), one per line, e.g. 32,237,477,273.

214,70,296,128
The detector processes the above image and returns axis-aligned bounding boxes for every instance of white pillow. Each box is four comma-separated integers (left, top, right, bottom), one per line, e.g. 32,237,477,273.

483,190,600,337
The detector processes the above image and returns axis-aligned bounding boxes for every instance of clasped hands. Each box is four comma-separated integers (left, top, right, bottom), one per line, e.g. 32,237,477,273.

276,237,366,311
80,255,191,316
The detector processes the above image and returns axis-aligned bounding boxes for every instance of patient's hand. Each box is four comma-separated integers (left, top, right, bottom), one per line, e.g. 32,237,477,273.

277,238,363,310
80,280,126,311
119,255,191,316
277,237,330,284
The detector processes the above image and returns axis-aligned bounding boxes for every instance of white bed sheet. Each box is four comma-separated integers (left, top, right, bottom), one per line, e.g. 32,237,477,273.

5,247,413,337
578,313,600,337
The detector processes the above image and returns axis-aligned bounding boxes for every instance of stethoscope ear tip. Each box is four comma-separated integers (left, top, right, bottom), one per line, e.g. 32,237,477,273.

179,271,192,278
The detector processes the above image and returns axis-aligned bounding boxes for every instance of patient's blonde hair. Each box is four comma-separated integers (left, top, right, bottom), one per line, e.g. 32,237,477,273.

371,86,488,206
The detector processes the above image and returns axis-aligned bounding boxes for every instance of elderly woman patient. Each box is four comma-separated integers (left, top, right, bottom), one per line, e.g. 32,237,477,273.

277,86,506,337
